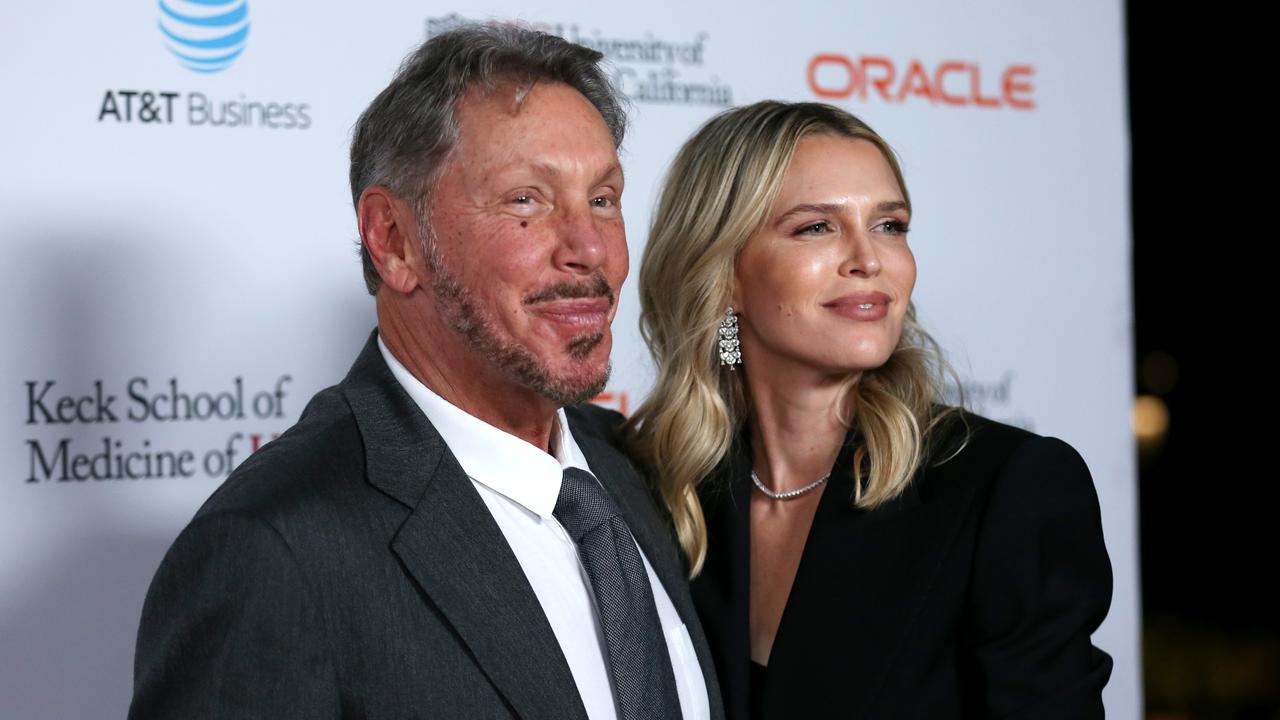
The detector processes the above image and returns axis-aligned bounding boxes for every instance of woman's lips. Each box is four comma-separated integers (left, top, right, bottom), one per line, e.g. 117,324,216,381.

822,291,891,321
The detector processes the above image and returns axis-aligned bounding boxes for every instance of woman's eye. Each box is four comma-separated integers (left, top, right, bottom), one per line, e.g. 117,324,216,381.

591,196,612,208
878,220,910,234
796,221,831,235
512,194,533,205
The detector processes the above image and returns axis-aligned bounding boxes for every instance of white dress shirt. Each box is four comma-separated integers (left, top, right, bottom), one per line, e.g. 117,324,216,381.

378,338,709,720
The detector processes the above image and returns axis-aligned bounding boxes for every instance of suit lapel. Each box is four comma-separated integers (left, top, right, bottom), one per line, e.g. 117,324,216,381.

391,469,588,720
342,334,587,720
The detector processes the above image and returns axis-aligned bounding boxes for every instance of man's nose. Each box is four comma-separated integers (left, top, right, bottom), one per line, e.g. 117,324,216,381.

551,203,610,275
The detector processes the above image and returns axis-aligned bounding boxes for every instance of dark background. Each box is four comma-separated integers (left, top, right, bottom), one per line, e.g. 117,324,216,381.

1129,4,1277,717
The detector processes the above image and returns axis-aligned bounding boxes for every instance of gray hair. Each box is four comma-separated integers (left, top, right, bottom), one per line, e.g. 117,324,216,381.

349,23,627,294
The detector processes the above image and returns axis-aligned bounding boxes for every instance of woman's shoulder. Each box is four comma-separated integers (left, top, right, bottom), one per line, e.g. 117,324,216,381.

923,408,1094,502
929,410,1113,717
934,408,1031,453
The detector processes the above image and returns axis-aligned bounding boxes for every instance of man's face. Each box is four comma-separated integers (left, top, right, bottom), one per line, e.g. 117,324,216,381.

420,81,627,406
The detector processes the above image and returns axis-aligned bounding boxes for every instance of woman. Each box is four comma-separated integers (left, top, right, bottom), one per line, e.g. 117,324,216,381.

623,101,1112,719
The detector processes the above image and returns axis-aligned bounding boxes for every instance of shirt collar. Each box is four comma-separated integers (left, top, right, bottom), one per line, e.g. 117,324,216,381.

378,335,590,519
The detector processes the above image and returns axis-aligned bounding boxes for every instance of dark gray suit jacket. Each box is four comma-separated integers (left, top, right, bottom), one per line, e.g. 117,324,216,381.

129,333,725,720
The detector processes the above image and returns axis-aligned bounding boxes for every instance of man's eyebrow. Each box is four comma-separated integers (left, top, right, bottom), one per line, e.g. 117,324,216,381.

598,161,625,185
529,161,563,178
496,160,625,184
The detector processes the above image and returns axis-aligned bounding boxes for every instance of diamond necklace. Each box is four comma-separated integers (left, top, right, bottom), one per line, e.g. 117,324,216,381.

750,469,829,500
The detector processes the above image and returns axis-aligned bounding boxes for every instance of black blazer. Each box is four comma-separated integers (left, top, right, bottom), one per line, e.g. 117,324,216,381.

691,413,1112,720
129,333,725,720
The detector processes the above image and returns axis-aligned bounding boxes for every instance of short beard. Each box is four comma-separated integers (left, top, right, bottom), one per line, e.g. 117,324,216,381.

420,221,612,406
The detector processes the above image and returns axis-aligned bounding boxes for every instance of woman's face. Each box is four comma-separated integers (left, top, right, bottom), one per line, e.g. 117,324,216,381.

732,134,916,379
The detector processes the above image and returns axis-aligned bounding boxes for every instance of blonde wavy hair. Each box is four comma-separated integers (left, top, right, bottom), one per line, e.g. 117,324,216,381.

623,101,965,576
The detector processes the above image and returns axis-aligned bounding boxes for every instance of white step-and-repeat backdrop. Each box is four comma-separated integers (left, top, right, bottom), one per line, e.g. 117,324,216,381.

1,1,1136,717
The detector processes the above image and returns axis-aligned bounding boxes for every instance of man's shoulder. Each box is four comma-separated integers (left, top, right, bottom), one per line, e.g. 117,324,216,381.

195,383,369,524
564,403,626,445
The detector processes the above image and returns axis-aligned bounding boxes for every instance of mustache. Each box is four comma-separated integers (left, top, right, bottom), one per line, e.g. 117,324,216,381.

523,273,614,306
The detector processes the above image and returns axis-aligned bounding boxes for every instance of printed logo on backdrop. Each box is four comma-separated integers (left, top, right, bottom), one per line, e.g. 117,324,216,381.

95,0,310,130
158,0,250,74
948,371,1036,430
21,376,292,483
592,391,629,416
427,14,734,107
807,54,1036,110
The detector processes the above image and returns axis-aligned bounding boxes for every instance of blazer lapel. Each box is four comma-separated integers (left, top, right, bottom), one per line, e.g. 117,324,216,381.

342,334,587,720
690,443,752,720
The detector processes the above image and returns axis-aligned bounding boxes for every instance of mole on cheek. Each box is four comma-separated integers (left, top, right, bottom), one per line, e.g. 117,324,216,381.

520,221,528,228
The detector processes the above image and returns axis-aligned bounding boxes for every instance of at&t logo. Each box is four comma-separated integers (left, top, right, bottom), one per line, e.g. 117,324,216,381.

96,0,311,129
158,0,251,74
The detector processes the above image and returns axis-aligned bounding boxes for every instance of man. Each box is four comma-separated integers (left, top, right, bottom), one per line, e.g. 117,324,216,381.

129,25,723,720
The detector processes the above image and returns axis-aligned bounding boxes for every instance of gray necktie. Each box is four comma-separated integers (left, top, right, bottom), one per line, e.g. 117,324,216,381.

555,467,684,720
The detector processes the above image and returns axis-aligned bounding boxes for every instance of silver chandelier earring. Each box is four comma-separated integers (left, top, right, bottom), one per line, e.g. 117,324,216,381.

719,307,741,368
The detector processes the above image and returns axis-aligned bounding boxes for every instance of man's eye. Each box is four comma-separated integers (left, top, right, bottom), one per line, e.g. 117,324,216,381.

878,220,910,234
512,194,533,205
591,196,613,208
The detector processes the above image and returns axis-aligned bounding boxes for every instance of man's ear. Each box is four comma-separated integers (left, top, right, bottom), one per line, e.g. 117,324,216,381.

358,186,421,295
